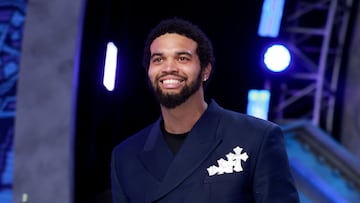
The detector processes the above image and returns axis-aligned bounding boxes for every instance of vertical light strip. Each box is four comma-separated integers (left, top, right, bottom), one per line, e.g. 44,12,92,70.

257,0,285,38
103,42,118,91
246,89,271,120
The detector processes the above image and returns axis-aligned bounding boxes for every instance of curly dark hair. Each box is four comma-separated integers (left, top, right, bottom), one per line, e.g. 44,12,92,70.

142,17,215,79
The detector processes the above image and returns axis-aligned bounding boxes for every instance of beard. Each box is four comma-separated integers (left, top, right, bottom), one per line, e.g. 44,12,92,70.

150,73,203,109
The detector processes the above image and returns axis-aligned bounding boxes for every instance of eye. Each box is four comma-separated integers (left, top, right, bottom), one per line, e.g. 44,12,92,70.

152,57,163,63
178,56,189,62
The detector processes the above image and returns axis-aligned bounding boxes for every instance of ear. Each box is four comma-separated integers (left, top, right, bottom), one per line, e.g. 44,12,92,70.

202,63,212,81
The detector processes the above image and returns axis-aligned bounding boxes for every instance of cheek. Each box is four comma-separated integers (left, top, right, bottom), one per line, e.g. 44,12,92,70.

148,68,156,81
186,67,202,79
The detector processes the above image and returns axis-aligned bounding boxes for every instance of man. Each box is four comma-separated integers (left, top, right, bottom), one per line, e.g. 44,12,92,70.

111,17,299,203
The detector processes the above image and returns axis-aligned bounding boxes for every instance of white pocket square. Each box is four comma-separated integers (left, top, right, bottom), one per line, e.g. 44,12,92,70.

207,146,249,176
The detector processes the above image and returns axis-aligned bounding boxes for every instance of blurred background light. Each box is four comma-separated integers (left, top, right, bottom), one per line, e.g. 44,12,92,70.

257,0,285,38
247,89,271,120
103,42,118,91
263,44,291,73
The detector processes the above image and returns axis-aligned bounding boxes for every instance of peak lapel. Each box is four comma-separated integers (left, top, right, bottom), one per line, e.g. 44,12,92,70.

138,118,174,182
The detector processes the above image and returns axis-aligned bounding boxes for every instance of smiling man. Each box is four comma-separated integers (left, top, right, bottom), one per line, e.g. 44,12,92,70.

111,17,300,203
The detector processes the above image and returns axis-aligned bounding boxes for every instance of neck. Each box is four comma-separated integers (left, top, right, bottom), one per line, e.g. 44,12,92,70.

161,91,208,134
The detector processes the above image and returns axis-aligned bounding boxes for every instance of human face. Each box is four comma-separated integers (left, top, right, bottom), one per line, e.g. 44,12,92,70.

148,33,203,108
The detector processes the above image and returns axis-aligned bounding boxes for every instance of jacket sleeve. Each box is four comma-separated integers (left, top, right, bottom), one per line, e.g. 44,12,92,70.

253,124,300,203
111,148,129,203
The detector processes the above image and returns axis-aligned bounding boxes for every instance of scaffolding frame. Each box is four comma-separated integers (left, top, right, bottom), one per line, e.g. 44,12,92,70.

274,0,354,134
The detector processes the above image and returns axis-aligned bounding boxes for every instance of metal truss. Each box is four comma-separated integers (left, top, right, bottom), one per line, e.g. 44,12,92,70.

274,0,354,134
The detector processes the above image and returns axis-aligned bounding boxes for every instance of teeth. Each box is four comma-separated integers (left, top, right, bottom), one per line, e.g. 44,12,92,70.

163,79,180,84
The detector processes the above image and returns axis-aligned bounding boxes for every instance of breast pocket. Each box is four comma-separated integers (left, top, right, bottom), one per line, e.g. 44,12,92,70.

203,173,252,203
204,172,241,183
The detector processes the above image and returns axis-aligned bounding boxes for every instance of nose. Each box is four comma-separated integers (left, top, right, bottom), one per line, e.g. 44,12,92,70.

162,59,178,73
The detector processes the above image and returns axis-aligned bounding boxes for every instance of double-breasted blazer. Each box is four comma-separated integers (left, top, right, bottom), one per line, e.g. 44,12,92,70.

111,100,299,203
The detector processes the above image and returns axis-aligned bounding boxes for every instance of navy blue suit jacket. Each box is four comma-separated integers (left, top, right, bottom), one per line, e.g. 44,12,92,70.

111,100,299,203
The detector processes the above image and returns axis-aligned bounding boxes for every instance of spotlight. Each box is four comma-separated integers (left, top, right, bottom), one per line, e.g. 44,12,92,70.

263,44,291,73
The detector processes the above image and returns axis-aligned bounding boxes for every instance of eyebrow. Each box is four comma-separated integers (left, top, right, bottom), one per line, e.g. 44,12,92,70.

150,51,193,59
150,53,163,60
176,51,193,57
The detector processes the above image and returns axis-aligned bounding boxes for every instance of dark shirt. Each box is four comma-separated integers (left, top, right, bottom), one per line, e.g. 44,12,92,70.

162,122,189,154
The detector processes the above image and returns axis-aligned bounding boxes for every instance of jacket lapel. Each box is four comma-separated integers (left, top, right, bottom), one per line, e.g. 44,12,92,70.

138,118,174,182
150,101,224,201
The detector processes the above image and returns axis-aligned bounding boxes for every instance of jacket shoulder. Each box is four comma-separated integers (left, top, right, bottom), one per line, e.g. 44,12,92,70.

112,123,154,156
220,107,280,131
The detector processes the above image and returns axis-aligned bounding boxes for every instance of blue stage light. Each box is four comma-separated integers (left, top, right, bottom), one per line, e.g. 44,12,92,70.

258,0,285,38
263,44,291,73
247,89,271,120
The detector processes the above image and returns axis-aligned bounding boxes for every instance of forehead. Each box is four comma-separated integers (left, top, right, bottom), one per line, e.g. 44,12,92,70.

150,33,197,52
